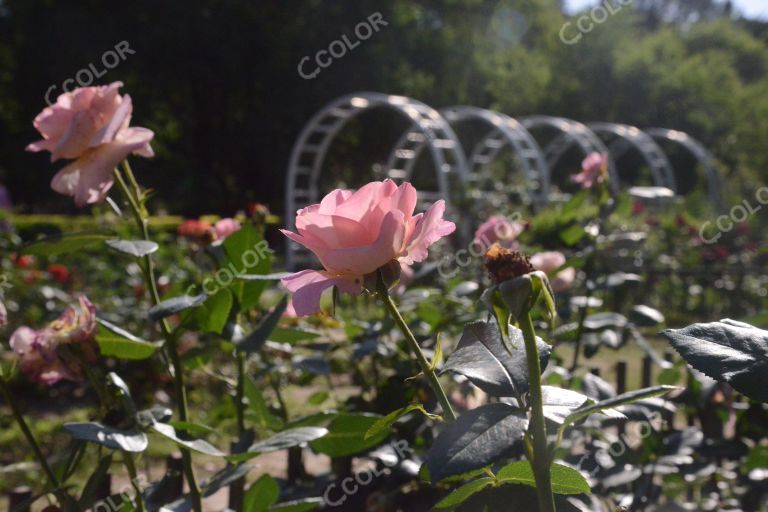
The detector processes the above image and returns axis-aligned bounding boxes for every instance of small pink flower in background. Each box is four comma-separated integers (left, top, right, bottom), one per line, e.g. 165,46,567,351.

214,218,242,241
571,152,608,189
0,300,7,328
26,81,154,206
281,180,455,316
9,296,98,385
178,219,214,244
530,251,576,292
473,215,525,250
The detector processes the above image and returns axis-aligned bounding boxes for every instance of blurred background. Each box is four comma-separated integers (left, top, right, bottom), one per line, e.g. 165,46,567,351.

1,0,767,217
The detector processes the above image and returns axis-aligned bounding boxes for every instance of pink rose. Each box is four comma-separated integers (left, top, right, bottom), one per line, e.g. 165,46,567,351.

26,81,154,206
530,251,575,292
571,152,608,189
9,296,98,385
281,180,455,316
473,215,525,250
214,218,242,241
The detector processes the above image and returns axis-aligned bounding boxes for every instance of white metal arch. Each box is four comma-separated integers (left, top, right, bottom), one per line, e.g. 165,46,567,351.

589,123,677,191
521,116,619,195
645,128,723,211
284,92,469,269
386,106,550,208
541,122,677,191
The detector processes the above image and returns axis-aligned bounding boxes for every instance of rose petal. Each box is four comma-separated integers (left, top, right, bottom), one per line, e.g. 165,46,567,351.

281,269,361,316
401,200,455,264
320,210,406,275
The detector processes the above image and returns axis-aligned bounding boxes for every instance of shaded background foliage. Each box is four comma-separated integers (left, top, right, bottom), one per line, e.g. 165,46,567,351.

0,0,766,216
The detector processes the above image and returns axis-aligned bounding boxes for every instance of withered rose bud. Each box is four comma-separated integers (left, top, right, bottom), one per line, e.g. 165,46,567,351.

484,243,534,285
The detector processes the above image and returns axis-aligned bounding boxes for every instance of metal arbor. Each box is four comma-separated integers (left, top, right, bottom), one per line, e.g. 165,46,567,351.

386,106,550,208
520,116,619,194
646,128,723,211
538,121,678,191
284,92,469,269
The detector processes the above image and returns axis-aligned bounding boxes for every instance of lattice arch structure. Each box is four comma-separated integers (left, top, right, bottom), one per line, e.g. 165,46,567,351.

284,92,469,269
646,128,723,211
386,106,550,208
539,121,677,191
520,116,619,194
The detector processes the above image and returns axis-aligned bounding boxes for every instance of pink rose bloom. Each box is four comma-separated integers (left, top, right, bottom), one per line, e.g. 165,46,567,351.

9,296,98,385
571,152,608,189
474,215,524,250
0,300,7,328
530,251,575,292
26,81,154,206
281,180,455,316
214,218,242,241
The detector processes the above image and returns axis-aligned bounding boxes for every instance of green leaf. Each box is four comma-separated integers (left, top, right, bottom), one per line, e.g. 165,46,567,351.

307,391,330,406
662,319,768,402
269,498,323,511
244,474,279,512
22,230,115,256
497,461,590,495
96,326,157,360
269,327,321,344
364,404,438,440
243,375,284,430
425,403,528,483
559,223,585,246
150,422,225,456
560,385,678,432
237,296,288,354
224,224,273,309
195,288,233,334
148,294,207,322
310,414,388,457
63,422,147,452
228,427,329,462
168,421,217,436
78,454,113,508
105,239,159,257
433,477,494,509
441,321,550,399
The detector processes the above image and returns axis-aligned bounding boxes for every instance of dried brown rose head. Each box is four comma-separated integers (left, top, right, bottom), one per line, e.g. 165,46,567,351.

484,243,534,284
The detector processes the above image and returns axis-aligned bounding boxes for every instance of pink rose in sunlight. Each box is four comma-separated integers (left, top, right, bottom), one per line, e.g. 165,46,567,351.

281,180,455,316
9,296,98,385
473,215,524,250
571,152,608,189
530,251,576,292
214,218,242,241
26,81,154,206
0,300,7,328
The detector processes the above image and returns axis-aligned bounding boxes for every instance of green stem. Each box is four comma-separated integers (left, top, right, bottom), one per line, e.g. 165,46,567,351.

376,273,456,422
0,378,81,511
80,363,146,512
519,312,556,512
122,451,145,512
569,255,595,375
114,164,203,512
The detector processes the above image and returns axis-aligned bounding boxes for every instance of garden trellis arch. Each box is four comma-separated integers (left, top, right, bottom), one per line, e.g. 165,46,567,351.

538,121,677,191
387,106,550,208
284,92,469,269
520,116,620,194
646,128,723,211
